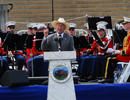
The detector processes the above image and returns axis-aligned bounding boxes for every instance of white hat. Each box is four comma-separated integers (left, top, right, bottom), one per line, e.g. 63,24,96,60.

32,23,39,29
37,23,46,30
122,17,130,24
52,18,69,31
84,23,89,29
96,21,108,30
5,21,16,27
96,21,108,26
69,23,77,28
26,23,33,28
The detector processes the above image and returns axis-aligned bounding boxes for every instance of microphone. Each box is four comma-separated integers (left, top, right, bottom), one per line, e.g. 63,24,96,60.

59,36,63,41
54,36,63,51
54,37,58,41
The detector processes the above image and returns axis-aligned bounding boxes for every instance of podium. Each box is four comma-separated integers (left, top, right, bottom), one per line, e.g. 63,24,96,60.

44,51,76,100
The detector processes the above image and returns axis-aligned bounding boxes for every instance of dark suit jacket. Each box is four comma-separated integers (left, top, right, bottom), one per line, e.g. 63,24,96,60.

41,33,74,51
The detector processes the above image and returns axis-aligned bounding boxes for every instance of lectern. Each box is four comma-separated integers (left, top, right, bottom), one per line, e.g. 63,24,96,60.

44,51,76,100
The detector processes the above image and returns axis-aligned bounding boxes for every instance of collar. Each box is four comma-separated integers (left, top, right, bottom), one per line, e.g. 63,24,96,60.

56,32,64,38
128,31,130,34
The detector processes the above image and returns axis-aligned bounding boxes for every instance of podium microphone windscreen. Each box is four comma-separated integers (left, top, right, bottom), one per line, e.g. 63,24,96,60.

54,37,58,41
59,37,63,41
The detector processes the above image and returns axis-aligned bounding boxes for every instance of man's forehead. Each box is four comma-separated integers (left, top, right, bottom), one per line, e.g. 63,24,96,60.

124,22,130,25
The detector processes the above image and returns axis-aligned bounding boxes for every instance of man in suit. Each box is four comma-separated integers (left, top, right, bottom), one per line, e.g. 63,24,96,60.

41,18,74,51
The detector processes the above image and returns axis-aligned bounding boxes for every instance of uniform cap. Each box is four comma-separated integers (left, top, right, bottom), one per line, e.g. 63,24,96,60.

5,21,16,27
122,17,130,25
37,23,46,30
96,21,108,30
69,23,77,28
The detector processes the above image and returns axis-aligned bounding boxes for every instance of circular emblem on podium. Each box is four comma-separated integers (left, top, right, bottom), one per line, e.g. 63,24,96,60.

51,63,71,83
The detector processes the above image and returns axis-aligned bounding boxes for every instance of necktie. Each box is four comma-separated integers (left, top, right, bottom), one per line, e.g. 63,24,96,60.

59,35,62,47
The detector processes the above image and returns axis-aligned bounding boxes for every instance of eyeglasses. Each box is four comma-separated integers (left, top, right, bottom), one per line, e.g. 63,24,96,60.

69,28,75,31
56,24,65,28
8,26,15,29
97,29,104,32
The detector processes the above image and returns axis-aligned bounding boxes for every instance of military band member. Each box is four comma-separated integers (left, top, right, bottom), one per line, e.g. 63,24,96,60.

26,23,46,62
26,23,39,67
32,23,39,35
79,21,113,81
0,35,9,77
26,23,34,35
26,23,39,61
98,17,130,83
67,23,77,36
67,23,86,61
26,23,49,76
4,21,25,70
38,23,46,32
5,21,16,32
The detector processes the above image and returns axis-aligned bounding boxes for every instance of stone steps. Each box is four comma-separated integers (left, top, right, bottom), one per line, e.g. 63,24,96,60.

9,3,129,9
1,0,129,5
0,0,130,32
10,7,129,14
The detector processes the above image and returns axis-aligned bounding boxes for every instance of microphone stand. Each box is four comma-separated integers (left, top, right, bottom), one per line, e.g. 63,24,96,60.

76,44,81,75
0,51,3,67
88,31,105,83
53,35,63,52
0,38,3,67
31,49,34,77
95,41,99,80
56,36,63,53
58,43,61,53
88,41,99,83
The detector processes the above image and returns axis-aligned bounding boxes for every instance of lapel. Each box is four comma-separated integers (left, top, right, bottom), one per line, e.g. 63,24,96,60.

61,33,67,48
53,33,58,47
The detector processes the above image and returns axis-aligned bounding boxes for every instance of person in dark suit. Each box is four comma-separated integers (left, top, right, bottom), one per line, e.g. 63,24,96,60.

41,18,74,51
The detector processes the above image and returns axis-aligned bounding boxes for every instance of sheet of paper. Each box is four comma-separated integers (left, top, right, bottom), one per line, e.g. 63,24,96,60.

106,48,114,53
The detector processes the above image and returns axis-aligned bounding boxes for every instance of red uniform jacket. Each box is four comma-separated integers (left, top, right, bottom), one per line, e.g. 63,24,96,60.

89,35,113,54
26,36,44,63
116,31,130,62
0,39,7,55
